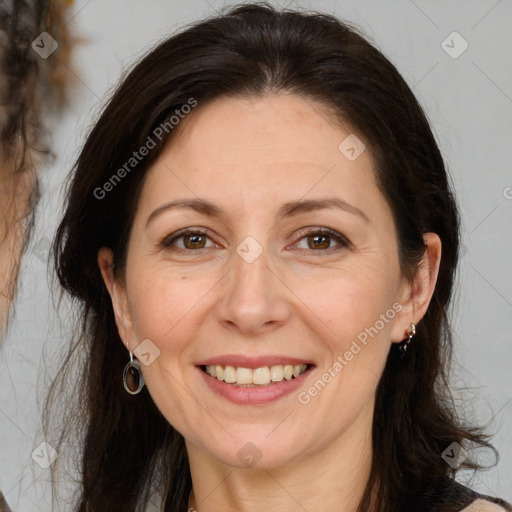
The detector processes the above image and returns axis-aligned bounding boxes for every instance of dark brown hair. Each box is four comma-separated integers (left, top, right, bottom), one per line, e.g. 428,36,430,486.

47,3,506,511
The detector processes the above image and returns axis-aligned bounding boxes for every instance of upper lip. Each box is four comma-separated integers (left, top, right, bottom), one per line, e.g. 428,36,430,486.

195,355,315,369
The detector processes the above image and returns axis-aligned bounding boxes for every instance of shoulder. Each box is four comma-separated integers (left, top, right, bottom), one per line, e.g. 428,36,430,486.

461,500,511,512
412,476,512,512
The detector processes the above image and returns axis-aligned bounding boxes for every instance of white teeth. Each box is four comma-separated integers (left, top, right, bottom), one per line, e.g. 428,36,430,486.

236,367,253,385
293,365,303,378
223,365,236,383
270,365,284,382
204,363,308,386
215,365,224,380
253,367,271,385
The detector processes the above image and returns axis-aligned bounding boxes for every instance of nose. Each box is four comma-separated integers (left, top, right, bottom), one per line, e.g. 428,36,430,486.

216,243,291,336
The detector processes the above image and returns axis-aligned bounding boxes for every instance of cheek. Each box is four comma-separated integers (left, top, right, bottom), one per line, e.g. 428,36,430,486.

303,275,397,403
128,253,400,350
124,272,209,427
297,262,399,341
297,266,400,406
126,268,217,355
125,267,219,392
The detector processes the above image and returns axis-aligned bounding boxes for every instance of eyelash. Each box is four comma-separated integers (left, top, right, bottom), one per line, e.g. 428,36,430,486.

159,227,351,254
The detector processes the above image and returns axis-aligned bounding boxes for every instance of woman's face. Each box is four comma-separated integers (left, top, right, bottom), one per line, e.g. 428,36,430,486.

99,93,435,469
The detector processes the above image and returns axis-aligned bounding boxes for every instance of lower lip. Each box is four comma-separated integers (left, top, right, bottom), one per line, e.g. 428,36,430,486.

197,366,314,405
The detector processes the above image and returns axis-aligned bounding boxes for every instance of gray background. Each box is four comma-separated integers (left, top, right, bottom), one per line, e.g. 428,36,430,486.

1,0,511,510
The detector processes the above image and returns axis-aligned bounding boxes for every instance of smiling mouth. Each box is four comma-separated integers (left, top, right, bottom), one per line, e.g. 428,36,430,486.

201,363,312,387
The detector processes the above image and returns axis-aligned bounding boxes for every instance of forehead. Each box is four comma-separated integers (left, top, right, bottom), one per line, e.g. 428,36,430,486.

136,93,390,224
165,93,365,169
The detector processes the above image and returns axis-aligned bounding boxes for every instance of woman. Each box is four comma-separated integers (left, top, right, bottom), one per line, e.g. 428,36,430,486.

0,0,73,510
47,3,511,511
0,0,73,339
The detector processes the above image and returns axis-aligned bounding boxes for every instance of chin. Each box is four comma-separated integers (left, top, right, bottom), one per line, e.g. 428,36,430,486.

204,428,310,470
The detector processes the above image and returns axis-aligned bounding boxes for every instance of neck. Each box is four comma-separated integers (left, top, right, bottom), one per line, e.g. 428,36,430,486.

186,402,376,512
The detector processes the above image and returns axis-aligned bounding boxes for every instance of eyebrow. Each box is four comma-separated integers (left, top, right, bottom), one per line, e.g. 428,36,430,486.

145,196,369,229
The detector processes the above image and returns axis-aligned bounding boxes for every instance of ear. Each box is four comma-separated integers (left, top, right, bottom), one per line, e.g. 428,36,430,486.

390,233,442,343
97,247,136,349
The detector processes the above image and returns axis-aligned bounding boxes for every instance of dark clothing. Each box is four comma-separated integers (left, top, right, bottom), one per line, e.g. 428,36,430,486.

411,477,512,511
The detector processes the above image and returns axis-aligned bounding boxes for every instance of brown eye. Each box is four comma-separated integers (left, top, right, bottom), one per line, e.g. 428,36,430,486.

307,234,331,250
160,228,214,251
182,233,207,249
295,228,350,253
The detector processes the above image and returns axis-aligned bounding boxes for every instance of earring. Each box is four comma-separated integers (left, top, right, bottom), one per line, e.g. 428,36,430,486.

398,323,416,359
123,345,145,395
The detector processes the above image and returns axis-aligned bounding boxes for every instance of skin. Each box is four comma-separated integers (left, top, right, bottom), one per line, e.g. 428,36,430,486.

462,501,510,512
98,93,441,512
0,157,36,340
